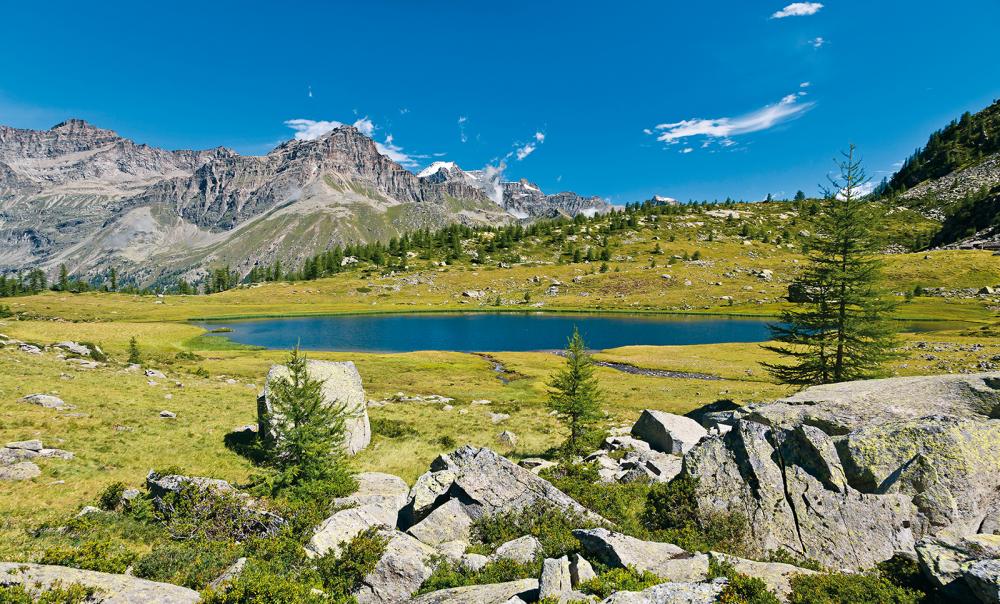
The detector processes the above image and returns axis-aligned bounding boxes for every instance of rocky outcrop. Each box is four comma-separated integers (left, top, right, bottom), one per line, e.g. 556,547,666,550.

260,359,371,455
680,372,1000,570
401,446,604,529
0,562,200,603
409,578,539,604
354,529,436,604
307,472,408,557
573,528,709,582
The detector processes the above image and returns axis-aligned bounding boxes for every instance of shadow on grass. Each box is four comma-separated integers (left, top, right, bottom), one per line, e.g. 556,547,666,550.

224,426,268,465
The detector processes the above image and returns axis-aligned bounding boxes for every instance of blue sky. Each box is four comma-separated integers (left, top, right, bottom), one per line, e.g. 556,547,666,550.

2,1,998,203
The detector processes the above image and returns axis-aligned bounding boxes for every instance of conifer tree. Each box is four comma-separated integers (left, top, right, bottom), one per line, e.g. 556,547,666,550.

58,264,69,292
127,336,142,365
547,328,603,456
265,346,352,487
763,146,899,385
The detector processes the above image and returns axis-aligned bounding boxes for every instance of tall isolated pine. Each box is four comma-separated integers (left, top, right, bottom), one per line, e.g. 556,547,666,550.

548,328,603,456
265,346,352,487
763,145,899,385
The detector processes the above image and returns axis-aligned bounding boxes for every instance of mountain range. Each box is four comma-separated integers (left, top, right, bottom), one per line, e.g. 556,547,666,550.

0,120,610,285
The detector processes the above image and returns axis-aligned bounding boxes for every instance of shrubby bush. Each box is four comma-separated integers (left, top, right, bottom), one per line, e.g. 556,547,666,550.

0,583,97,603
315,527,388,599
40,538,135,574
200,561,329,604
370,417,418,439
417,558,541,595
578,566,664,598
642,475,750,556
134,539,242,589
469,502,597,559
788,572,924,604
710,557,781,604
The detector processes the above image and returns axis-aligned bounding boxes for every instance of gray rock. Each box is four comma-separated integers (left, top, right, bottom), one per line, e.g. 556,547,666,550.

571,553,597,586
518,458,557,474
915,534,1000,601
460,553,490,572
539,556,573,600
0,461,40,480
0,562,200,603
37,448,74,460
0,447,37,464
308,473,409,557
497,431,518,448
208,557,247,590
708,552,816,600
407,469,457,523
261,360,371,455
599,581,724,604
145,369,167,379
159,410,176,418
354,529,436,604
20,394,71,409
408,446,603,524
631,410,707,454
493,535,543,564
573,528,708,582
5,439,43,451
409,578,540,604
408,498,473,546
436,540,469,563
966,559,1000,604
55,341,91,356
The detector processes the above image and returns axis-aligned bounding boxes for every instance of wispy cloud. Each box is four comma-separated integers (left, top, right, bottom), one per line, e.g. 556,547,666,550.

800,81,811,88
810,36,826,48
282,117,422,168
510,130,546,161
771,2,823,18
648,91,814,148
458,116,468,143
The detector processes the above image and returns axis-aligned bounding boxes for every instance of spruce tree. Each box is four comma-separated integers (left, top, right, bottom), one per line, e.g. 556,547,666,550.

265,346,352,488
763,146,899,385
58,264,69,292
547,328,603,456
127,336,142,365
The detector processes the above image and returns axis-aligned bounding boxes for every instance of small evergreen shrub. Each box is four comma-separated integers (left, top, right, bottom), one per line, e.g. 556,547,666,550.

315,527,388,598
134,540,241,589
788,572,923,604
97,481,128,511
470,502,597,559
0,583,97,603
578,566,664,598
200,561,329,604
40,538,135,573
417,557,540,595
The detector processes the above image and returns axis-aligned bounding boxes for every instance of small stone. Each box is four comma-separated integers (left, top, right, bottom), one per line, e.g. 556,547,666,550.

145,369,167,379
0,461,41,481
5,439,43,452
160,410,177,419
21,394,70,409
489,412,511,424
497,431,518,448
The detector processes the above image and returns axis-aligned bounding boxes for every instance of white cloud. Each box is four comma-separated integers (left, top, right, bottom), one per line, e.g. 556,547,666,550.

811,36,826,48
515,142,537,161
680,147,693,154
836,181,875,200
799,81,811,88
458,116,468,143
649,91,815,148
534,131,545,143
283,117,420,168
771,2,823,18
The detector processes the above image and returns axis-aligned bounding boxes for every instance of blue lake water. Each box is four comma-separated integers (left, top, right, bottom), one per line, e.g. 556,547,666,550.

196,312,781,352
195,313,958,353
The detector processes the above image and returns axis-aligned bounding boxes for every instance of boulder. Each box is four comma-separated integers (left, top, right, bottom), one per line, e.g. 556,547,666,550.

571,553,597,586
436,540,469,562
55,341,91,356
631,410,707,454
497,431,518,448
966,559,1000,604
260,360,371,455
539,556,573,600
0,562,200,603
0,447,37,464
518,458,557,474
308,473,410,557
598,581,724,604
916,534,1000,601
407,498,473,546
708,552,816,600
20,394,71,409
5,439,43,451
460,553,490,572
493,535,543,564
410,578,539,604
145,369,167,379
405,447,603,525
354,529,436,604
0,461,40,481
572,528,708,582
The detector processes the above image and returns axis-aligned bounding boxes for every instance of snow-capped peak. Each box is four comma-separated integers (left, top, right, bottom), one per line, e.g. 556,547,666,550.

417,161,458,178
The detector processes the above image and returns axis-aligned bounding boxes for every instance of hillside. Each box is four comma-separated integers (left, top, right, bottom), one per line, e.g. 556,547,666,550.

0,121,608,287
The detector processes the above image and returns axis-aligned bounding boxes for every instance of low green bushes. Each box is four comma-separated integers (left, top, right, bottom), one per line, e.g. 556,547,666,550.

40,538,135,574
788,572,924,604
0,583,97,604
577,566,664,598
134,540,242,589
469,502,597,559
417,558,541,595
370,417,418,439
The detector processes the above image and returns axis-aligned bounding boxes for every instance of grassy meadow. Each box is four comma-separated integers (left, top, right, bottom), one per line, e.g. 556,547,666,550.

1,201,998,561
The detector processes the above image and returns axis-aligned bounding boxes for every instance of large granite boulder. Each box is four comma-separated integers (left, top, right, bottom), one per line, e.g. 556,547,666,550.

407,498,473,547
966,559,1000,604
307,472,409,557
680,373,1000,570
631,410,707,455
354,529,436,604
402,446,604,528
259,360,371,455
0,562,200,603
410,578,539,604
572,528,709,582
539,556,573,600
493,535,543,564
916,534,1000,602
